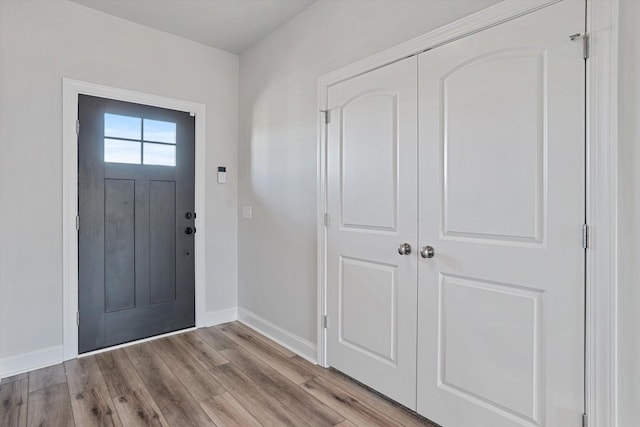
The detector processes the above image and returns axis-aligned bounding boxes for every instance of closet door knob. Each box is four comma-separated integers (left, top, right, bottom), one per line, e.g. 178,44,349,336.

420,245,435,259
398,243,412,255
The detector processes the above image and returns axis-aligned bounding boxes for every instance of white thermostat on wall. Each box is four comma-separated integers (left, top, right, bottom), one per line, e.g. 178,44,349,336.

217,166,227,184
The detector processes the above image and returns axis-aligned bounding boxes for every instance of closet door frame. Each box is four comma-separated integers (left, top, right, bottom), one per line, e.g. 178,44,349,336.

316,1,619,426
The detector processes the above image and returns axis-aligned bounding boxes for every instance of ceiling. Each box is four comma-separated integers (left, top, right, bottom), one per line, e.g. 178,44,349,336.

70,0,318,54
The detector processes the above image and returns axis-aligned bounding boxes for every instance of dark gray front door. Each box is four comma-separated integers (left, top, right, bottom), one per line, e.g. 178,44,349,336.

78,95,195,353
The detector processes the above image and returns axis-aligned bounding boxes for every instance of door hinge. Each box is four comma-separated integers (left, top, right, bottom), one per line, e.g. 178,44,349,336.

582,224,589,249
75,215,80,231
320,109,331,124
75,119,80,135
324,213,330,227
570,33,590,60
583,34,590,59
582,413,588,427
76,311,80,327
323,315,328,329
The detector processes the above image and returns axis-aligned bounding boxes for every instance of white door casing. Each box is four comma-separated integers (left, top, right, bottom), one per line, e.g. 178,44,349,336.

416,1,585,426
325,57,419,409
62,79,207,360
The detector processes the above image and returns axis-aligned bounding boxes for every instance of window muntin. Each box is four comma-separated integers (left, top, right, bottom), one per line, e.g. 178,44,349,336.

103,114,177,166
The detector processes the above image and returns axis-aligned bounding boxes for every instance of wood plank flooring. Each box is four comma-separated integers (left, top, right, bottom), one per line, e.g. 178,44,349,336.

0,322,437,427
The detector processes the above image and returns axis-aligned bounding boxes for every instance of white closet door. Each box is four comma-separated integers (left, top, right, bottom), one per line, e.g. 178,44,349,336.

326,56,418,409
417,1,585,426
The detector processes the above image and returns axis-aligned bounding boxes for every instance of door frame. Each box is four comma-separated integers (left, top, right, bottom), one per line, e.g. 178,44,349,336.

62,78,207,360
316,0,619,425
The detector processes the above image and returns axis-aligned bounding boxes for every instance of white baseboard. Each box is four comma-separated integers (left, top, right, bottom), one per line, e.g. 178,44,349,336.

0,307,309,379
238,307,317,364
0,307,237,380
0,345,64,379
199,307,238,327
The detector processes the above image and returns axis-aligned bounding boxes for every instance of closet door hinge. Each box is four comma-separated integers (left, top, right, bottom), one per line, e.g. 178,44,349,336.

583,34,590,59
323,315,328,329
75,215,80,231
76,311,80,327
570,33,590,60
76,119,80,135
324,213,330,227
582,224,589,249
582,413,588,427
320,109,331,124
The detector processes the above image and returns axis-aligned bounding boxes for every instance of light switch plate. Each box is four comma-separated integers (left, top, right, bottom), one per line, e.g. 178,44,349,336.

242,205,252,219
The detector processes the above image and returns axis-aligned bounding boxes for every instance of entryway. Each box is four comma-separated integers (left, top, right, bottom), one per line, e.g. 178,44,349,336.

77,95,196,353
324,0,586,425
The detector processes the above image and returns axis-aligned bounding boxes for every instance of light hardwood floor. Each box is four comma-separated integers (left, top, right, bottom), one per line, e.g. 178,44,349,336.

0,322,437,427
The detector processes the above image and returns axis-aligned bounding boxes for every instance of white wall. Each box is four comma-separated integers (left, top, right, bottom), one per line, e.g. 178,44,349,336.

0,1,239,365
617,1,640,425
237,0,500,347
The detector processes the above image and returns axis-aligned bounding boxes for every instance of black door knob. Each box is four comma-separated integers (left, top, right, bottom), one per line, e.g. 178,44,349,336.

185,227,196,235
185,212,196,219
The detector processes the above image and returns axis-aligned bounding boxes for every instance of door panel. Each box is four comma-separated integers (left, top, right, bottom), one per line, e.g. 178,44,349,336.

417,1,585,426
340,257,397,363
443,50,544,242
104,179,136,312
78,95,195,353
149,180,177,304
438,274,542,420
327,57,418,409
341,92,398,230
